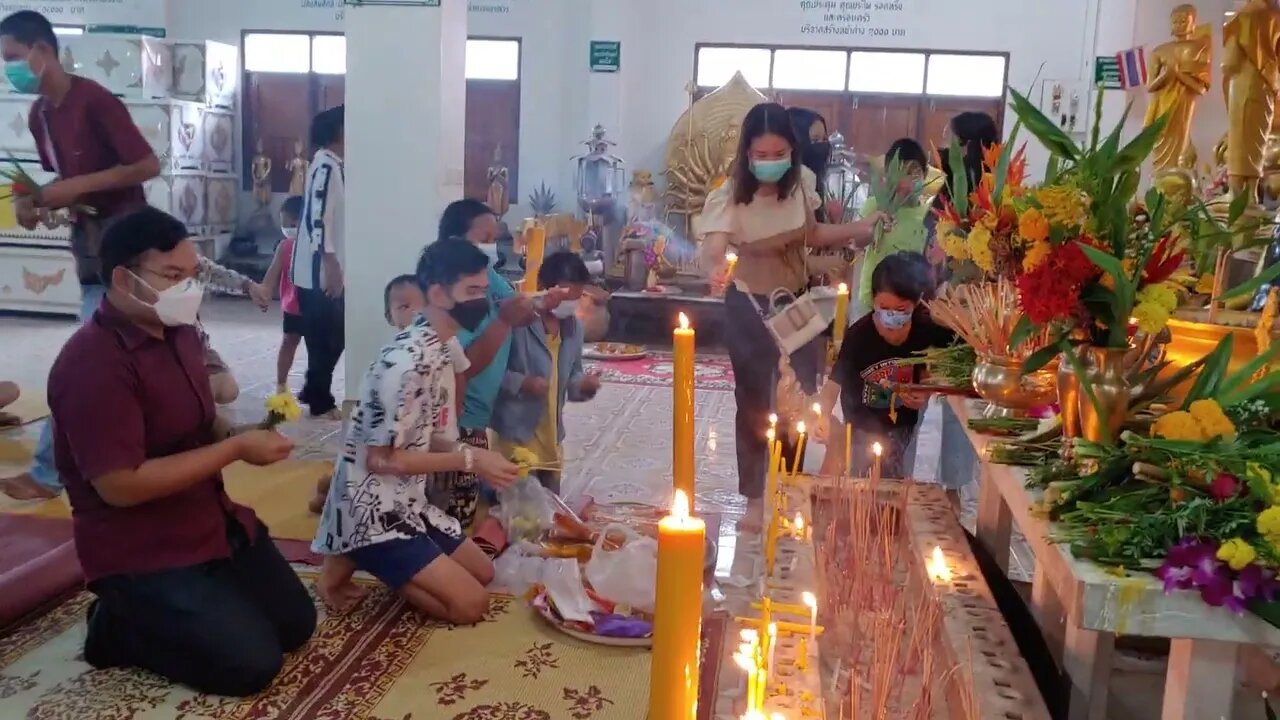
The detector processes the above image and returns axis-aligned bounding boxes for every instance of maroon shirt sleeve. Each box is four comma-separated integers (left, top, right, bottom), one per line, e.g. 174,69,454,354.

51,347,147,483
87,88,154,166
27,103,53,173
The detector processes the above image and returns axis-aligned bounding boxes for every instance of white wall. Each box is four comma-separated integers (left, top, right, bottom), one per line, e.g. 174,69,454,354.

0,0,166,26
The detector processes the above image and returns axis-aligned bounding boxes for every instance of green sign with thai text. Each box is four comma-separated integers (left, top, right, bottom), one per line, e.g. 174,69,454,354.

590,41,621,73
1094,56,1121,89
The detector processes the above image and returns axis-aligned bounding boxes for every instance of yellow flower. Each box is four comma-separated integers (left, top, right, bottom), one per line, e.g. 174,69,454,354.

1188,399,1237,441
1022,240,1052,272
967,225,995,272
1195,273,1215,295
510,447,539,468
936,219,958,239
1034,186,1087,227
1138,284,1179,313
1217,538,1258,571
264,392,302,423
1151,411,1204,441
1131,301,1170,335
1018,207,1050,244
1258,506,1280,543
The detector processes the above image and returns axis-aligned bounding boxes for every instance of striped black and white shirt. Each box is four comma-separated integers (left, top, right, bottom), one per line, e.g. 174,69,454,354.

290,147,345,292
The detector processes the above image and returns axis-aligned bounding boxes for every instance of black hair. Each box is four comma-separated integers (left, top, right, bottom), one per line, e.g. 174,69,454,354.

886,138,927,169
935,111,998,211
310,105,344,149
731,102,801,206
537,250,591,290
438,199,496,244
416,238,490,293
786,107,827,145
383,274,420,320
99,207,191,283
280,195,303,222
0,11,58,55
870,251,933,304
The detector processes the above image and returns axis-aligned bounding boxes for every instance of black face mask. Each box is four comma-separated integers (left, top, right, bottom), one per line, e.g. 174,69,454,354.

803,142,832,177
449,298,490,332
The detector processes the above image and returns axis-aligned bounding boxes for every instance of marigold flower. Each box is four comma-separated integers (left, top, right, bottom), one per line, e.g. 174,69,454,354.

1151,410,1205,441
1018,207,1050,244
1131,301,1170,335
1217,538,1258,572
967,225,995,272
1188,399,1237,441
1034,186,1087,227
1258,506,1280,543
1137,283,1179,313
1022,240,1052,272
1195,273,1215,295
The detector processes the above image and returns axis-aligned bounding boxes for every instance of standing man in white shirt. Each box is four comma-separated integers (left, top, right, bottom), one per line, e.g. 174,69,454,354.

290,105,346,419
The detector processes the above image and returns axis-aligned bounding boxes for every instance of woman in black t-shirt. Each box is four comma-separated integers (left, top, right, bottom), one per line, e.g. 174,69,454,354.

815,252,954,478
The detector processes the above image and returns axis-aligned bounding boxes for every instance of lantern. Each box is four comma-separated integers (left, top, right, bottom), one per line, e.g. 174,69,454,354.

822,132,865,224
573,125,626,221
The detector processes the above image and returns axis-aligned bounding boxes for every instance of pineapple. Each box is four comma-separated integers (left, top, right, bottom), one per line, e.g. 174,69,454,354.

528,182,557,217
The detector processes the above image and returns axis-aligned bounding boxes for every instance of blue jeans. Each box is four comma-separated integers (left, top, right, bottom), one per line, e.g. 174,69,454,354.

27,284,106,492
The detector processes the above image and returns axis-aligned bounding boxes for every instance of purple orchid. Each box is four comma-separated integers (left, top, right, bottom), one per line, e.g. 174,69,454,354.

1155,537,1280,615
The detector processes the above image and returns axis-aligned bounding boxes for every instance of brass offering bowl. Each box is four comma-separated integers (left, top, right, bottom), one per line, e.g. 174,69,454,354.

971,356,1057,417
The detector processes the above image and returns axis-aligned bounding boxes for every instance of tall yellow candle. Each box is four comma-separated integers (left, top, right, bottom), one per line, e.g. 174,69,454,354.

832,282,850,350
673,313,696,505
790,422,806,477
844,423,852,477
649,490,706,720
521,223,547,292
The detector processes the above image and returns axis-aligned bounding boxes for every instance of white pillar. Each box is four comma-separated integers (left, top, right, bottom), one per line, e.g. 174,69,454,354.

343,1,467,397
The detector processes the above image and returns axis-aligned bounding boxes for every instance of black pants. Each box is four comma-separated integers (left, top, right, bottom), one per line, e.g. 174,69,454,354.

85,521,317,697
299,288,345,415
724,286,821,499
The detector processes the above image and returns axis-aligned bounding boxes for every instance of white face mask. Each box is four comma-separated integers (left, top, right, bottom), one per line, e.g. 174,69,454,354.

551,299,580,320
132,272,204,327
281,226,299,239
476,243,499,264
446,336,472,374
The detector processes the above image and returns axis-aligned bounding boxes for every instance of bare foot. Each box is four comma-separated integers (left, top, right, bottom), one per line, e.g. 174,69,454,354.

317,555,365,612
0,473,58,501
735,497,765,534
0,412,20,427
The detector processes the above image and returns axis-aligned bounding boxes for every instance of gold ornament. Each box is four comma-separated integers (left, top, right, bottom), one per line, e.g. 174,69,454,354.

1145,5,1211,172
1223,0,1280,210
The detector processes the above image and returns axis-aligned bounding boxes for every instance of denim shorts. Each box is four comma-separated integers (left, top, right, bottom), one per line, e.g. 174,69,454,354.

347,528,466,589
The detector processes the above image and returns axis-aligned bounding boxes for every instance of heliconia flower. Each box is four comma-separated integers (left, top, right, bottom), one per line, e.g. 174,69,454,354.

1143,234,1185,285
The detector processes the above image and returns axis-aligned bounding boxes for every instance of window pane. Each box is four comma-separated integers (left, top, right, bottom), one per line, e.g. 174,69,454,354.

245,33,311,73
772,49,846,91
466,39,519,80
53,26,84,36
926,54,1006,97
312,35,346,75
696,47,771,89
847,51,925,94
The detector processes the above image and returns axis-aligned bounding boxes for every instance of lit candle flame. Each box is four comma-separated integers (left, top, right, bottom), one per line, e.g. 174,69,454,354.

733,653,755,673
768,413,778,427
812,402,822,416
794,513,805,534
739,628,759,643
872,441,883,458
927,545,952,583
837,282,849,294
802,591,817,610
766,428,776,442
678,312,690,331
726,251,739,265
672,489,691,520
796,420,806,435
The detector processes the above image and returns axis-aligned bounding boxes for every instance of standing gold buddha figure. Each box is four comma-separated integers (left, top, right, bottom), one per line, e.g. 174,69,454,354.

1145,5,1211,172
1223,0,1280,209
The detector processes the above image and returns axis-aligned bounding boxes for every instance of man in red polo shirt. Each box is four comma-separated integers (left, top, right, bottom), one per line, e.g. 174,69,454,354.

0,10,160,501
48,207,316,697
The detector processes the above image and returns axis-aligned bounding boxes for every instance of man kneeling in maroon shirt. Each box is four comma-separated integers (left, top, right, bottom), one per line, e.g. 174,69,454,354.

47,207,317,697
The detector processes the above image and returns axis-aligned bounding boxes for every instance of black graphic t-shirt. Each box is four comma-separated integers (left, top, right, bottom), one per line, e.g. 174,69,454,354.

832,310,955,433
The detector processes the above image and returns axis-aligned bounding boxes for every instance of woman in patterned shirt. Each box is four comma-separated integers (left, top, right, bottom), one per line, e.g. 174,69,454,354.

312,239,519,622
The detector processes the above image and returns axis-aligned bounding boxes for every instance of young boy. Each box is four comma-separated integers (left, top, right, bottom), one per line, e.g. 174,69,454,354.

857,139,929,313
314,239,520,620
489,251,601,494
817,251,953,479
262,196,305,394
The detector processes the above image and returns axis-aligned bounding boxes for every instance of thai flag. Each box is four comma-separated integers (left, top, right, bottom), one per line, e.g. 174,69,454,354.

1115,47,1147,89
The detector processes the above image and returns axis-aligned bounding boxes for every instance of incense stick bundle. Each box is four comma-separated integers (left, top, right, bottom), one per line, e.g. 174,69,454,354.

927,279,1052,361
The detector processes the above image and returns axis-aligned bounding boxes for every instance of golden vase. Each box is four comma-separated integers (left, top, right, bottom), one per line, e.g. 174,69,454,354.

1056,355,1083,439
1078,346,1132,444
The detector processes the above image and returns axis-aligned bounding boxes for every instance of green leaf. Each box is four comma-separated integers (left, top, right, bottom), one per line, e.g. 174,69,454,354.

1112,169,1141,209
1112,112,1169,174
1228,191,1250,226
1009,88,1080,162
1077,241,1126,280
1220,369,1280,407
1249,599,1280,636
1022,342,1061,375
946,136,970,217
991,120,1023,204
1218,339,1280,400
1217,261,1280,303
1008,314,1038,353
1181,335,1235,407
1045,154,1061,184
1096,102,1133,165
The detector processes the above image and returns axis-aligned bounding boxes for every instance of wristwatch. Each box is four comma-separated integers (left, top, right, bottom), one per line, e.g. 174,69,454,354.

460,445,475,473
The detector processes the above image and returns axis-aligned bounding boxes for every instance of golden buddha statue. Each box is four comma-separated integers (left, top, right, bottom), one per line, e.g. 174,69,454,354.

251,138,273,209
1223,0,1280,209
1145,5,1211,172
286,140,308,197
486,144,511,220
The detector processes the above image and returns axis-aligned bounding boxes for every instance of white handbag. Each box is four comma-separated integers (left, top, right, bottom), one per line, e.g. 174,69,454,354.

754,288,832,356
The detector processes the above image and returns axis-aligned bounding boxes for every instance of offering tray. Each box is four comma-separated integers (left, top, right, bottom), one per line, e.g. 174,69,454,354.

531,587,653,648
584,342,649,360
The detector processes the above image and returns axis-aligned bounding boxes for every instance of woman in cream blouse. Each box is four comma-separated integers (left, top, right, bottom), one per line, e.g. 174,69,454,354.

699,102,886,531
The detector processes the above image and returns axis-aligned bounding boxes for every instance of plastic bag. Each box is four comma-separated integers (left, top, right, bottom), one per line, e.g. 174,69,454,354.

491,541,547,595
542,558,594,624
584,523,658,614
496,475,559,543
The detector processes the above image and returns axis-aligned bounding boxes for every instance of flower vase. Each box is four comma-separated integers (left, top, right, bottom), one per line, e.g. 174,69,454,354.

1056,359,1082,439
1077,346,1131,444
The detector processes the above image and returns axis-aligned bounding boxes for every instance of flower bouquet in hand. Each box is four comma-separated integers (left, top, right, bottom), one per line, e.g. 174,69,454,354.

865,150,923,247
0,157,97,217
260,391,303,430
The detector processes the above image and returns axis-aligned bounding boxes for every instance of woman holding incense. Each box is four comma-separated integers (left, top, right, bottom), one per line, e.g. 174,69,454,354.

856,138,928,316
699,101,888,532
815,252,954,480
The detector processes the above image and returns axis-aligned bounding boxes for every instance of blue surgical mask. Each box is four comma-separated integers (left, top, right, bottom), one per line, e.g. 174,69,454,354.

875,308,914,330
4,59,39,94
750,158,792,183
